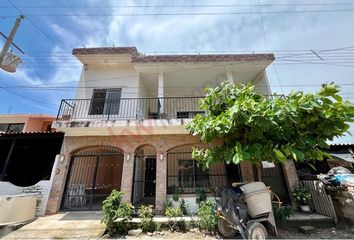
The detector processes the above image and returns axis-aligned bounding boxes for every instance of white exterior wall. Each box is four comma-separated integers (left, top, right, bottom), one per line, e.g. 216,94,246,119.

0,181,52,216
0,156,59,216
65,58,273,121
76,64,139,99
168,196,215,215
72,64,140,119
252,70,272,95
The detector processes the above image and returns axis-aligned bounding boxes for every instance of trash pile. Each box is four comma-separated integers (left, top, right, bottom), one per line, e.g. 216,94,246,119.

318,167,354,192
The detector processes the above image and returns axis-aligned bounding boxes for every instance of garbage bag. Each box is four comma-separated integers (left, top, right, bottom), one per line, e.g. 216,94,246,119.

328,166,352,176
335,174,354,187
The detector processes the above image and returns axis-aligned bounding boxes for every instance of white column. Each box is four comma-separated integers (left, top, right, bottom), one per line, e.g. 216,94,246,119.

158,72,164,115
226,69,234,84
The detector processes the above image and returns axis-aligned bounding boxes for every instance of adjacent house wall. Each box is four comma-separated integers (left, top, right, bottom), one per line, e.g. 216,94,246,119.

0,115,55,132
0,156,59,216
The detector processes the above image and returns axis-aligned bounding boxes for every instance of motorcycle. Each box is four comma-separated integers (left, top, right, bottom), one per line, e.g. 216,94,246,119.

215,182,277,239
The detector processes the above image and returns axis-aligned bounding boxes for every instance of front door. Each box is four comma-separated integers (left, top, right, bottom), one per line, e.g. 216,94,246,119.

144,157,156,197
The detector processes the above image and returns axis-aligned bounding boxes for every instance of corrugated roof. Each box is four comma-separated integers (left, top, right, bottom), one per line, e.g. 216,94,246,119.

0,131,64,137
330,143,354,146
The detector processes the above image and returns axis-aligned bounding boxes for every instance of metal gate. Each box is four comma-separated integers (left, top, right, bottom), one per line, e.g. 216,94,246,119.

261,163,290,203
132,145,156,207
61,146,124,210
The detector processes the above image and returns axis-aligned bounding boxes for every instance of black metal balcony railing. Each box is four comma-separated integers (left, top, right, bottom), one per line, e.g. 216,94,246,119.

56,97,205,121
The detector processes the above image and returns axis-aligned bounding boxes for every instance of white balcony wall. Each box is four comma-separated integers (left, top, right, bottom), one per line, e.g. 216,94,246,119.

75,64,140,99
252,70,272,95
70,64,140,120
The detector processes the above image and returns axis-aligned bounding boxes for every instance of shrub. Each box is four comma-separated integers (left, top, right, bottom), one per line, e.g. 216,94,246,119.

293,186,312,206
196,188,207,205
186,217,199,230
155,222,162,232
165,207,183,231
179,198,188,215
198,200,218,232
172,187,182,202
273,204,294,223
162,199,173,216
102,190,134,236
138,205,154,233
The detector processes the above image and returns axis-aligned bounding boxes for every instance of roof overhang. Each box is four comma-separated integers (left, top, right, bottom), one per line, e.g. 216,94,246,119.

329,152,354,163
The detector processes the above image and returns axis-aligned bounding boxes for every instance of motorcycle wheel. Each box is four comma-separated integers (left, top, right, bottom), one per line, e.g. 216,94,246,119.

217,218,237,239
246,222,268,240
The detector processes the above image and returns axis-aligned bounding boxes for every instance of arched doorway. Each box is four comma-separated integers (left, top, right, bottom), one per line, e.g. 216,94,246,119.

132,145,156,208
61,146,124,210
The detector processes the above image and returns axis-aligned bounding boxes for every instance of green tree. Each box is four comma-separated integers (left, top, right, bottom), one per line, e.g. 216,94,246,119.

187,82,354,169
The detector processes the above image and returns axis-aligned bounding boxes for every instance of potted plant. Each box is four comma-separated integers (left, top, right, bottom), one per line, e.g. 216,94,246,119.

293,186,312,212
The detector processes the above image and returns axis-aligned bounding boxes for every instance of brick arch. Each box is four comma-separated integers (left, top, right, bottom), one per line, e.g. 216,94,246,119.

69,145,124,156
61,145,125,211
134,144,157,156
166,142,210,153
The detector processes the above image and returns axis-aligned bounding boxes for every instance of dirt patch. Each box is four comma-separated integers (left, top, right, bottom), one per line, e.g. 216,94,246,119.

277,226,354,239
105,229,220,239
107,226,354,239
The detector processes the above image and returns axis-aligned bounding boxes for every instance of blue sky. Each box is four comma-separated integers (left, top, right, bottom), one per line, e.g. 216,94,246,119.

0,0,354,143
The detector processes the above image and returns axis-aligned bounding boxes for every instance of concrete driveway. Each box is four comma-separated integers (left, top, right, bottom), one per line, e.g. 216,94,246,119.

2,211,105,239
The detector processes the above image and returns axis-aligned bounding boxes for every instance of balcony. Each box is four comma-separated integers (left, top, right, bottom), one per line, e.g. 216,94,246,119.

56,97,205,121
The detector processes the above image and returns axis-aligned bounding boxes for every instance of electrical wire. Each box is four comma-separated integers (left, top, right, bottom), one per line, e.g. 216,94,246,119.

6,0,73,60
3,8,354,17
0,86,56,106
3,3,354,9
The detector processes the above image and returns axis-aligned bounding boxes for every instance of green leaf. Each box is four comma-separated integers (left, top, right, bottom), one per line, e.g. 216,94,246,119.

306,162,317,171
333,94,342,102
273,149,287,162
186,82,354,167
292,149,305,161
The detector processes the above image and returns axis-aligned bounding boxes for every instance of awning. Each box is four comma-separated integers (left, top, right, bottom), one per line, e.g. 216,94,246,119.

330,153,354,163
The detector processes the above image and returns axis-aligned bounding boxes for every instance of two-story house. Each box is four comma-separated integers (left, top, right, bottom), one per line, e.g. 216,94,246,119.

48,47,299,213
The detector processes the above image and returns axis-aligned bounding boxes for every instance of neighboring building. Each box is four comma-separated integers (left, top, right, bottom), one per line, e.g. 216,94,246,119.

49,47,299,213
0,114,54,133
0,114,63,184
0,114,64,216
296,143,354,181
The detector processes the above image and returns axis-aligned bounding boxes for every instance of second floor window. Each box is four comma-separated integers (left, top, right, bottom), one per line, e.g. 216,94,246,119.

89,88,122,115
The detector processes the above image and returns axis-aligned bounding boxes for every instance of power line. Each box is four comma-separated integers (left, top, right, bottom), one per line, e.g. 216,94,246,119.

18,48,354,56
0,86,55,106
3,3,354,9
3,82,354,90
6,0,71,55
4,8,354,17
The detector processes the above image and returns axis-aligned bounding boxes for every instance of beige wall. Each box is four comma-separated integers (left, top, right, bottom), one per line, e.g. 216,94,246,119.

46,134,202,213
46,133,299,213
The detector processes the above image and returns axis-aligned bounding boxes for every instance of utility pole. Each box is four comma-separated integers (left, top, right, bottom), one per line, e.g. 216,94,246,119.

0,15,24,73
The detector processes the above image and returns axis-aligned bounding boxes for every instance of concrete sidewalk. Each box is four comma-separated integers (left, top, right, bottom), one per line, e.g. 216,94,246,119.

2,211,105,239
